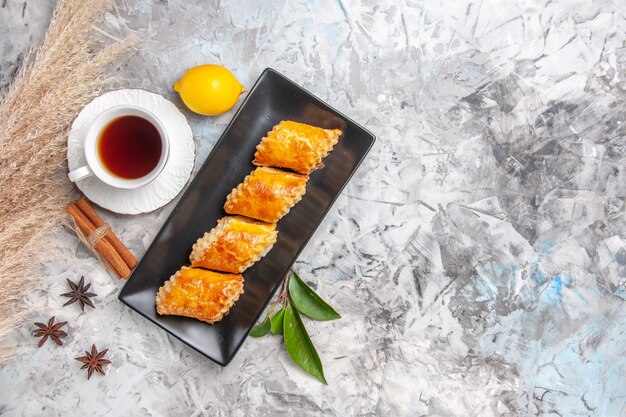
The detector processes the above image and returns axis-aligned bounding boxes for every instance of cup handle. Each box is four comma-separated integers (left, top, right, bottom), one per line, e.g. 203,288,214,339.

68,165,93,182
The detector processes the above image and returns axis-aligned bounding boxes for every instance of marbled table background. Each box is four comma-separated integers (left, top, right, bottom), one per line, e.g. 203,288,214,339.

1,0,625,416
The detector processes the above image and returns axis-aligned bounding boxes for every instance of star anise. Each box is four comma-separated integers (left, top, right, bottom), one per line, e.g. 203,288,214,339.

33,316,68,347
75,344,111,380
61,276,96,311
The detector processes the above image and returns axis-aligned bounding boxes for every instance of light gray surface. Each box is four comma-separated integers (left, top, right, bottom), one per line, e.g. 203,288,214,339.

1,0,625,416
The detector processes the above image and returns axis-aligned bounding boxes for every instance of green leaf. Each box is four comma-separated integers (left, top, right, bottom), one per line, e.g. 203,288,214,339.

249,319,270,337
270,307,285,335
283,302,327,384
288,272,341,321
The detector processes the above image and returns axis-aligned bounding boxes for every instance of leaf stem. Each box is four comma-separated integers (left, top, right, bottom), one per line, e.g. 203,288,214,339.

264,298,280,323
279,272,290,304
263,271,291,322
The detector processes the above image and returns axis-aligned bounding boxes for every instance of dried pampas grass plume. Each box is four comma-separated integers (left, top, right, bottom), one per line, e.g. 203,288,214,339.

0,0,138,361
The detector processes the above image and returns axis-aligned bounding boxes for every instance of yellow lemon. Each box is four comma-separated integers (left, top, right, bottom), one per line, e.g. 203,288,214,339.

173,65,245,116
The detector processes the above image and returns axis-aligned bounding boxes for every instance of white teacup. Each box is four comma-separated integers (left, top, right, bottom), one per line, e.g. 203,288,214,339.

68,105,170,189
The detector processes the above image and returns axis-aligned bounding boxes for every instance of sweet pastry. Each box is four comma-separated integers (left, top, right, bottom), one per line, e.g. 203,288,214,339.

156,267,244,324
154,120,343,324
190,216,278,274
253,120,342,174
224,167,308,223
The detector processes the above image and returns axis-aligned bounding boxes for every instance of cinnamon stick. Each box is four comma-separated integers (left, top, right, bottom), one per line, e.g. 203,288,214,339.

76,197,138,269
67,204,131,279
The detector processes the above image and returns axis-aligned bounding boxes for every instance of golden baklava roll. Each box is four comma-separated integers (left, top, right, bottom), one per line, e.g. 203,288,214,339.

190,216,277,274
156,267,244,324
224,167,308,223
253,120,342,174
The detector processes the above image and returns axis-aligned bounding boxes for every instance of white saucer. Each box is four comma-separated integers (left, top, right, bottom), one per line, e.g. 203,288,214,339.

67,89,195,214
